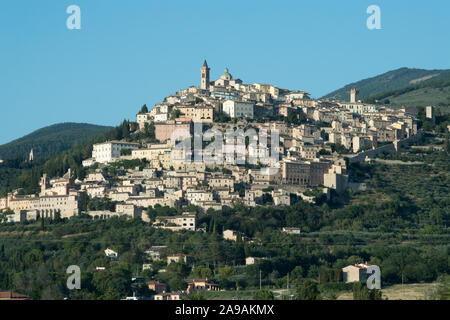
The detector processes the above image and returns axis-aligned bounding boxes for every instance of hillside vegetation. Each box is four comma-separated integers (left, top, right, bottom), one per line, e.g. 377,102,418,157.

323,68,450,101
363,78,450,113
0,123,112,161
0,121,136,197
0,133,448,300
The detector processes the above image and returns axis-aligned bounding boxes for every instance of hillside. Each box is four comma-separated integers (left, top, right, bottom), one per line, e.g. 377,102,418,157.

363,78,450,112
322,67,450,101
0,123,112,161
0,121,132,197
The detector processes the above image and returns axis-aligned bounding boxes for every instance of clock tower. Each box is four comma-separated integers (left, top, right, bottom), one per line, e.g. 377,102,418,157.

201,59,210,90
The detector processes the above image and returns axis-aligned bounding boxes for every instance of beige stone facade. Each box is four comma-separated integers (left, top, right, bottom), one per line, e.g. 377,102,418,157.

154,120,192,142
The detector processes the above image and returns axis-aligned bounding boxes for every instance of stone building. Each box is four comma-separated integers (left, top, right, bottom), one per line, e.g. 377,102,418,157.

223,100,254,119
342,263,371,283
323,165,348,193
280,159,330,186
153,213,196,231
173,105,213,123
154,120,192,142
92,141,140,163
186,279,220,294
167,253,194,265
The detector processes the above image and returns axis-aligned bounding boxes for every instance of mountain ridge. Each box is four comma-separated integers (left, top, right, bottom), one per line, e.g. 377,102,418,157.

322,67,450,101
0,122,112,161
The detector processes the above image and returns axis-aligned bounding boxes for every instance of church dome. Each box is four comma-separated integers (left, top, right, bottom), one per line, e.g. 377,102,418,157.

220,68,232,80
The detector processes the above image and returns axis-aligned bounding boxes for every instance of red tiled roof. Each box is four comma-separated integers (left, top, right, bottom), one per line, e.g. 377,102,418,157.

0,291,29,300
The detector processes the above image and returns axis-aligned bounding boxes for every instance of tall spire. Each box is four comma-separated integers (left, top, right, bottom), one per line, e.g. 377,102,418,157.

201,59,210,90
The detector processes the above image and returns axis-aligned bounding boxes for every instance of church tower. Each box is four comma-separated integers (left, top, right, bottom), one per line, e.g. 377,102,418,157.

350,88,359,103
201,59,210,90
40,173,47,195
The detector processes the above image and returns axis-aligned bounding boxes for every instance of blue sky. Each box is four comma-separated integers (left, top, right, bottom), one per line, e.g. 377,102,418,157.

1,0,449,144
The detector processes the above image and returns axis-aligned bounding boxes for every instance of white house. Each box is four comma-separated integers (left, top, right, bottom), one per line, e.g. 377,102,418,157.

104,248,118,258
223,229,240,242
342,263,371,283
91,141,140,163
282,227,300,235
245,257,265,265
82,158,96,167
223,100,254,119
154,113,168,122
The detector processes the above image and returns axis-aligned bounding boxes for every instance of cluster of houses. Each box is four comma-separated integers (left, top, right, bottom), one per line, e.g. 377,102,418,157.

102,245,221,300
0,61,433,300
0,61,424,224
105,243,375,300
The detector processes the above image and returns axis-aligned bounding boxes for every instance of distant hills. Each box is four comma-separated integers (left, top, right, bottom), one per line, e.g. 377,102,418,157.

0,123,112,161
322,67,450,103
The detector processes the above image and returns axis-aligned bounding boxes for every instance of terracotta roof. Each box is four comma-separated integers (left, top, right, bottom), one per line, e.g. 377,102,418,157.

0,291,29,300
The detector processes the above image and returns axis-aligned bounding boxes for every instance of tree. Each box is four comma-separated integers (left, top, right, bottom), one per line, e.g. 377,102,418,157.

290,266,304,284
214,112,231,123
167,262,191,279
120,149,132,156
218,266,235,279
92,265,132,299
253,290,274,300
319,267,330,283
0,212,7,224
296,280,319,300
140,104,148,114
170,109,181,120
191,266,213,279
436,275,450,300
286,109,306,125
144,122,155,140
79,191,89,212
121,120,131,139
445,134,450,154
186,291,206,300
352,282,382,300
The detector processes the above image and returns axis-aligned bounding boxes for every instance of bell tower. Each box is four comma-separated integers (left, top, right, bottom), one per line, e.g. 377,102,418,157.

201,59,210,90
350,88,359,103
40,173,47,195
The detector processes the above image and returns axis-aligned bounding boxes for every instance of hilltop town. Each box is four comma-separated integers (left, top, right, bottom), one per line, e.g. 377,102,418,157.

0,60,445,300
0,60,425,222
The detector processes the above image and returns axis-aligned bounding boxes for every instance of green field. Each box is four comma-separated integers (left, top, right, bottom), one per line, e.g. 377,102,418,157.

200,282,444,300
337,282,439,300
